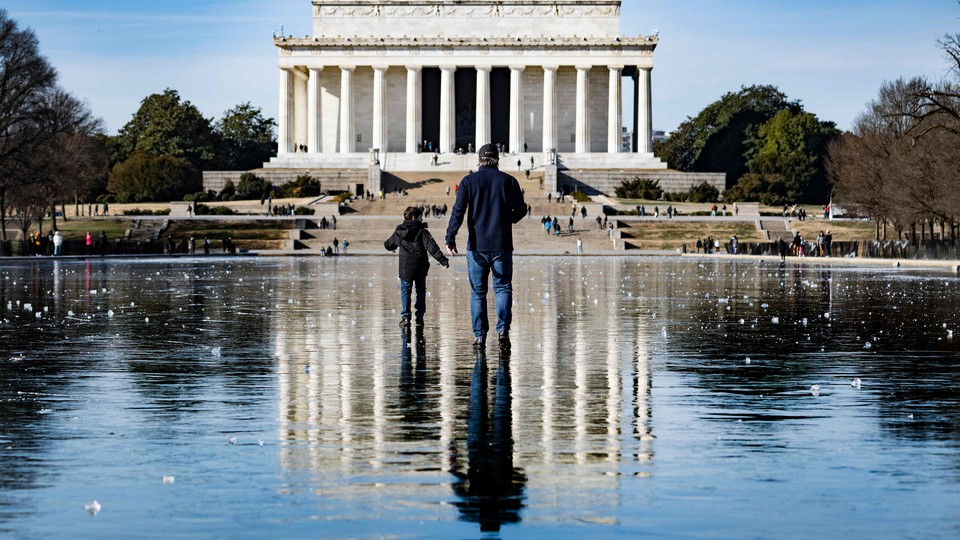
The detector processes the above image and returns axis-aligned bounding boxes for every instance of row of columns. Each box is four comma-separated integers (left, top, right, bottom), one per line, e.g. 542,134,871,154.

279,65,654,156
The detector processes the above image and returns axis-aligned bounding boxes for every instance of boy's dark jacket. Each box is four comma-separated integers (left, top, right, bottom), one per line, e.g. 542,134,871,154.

384,220,449,280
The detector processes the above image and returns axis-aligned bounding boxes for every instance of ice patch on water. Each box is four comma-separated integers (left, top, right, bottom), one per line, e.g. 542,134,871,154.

771,317,779,324
162,476,175,485
84,500,101,516
851,378,862,389
810,385,820,396
211,347,221,357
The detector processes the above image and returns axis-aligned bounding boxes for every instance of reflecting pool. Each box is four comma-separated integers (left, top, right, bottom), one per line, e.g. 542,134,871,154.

1,256,959,538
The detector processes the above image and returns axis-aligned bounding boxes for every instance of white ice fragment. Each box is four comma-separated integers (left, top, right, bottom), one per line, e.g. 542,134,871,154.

162,476,175,485
35,312,42,319
851,378,862,389
908,414,914,419
211,347,221,356
130,302,135,307
258,439,264,447
745,357,751,364
760,303,769,309
107,310,114,317
771,317,779,324
948,329,954,339
43,306,48,313
802,318,808,326
593,298,599,305
359,335,365,341
84,500,101,516
23,303,32,312
739,318,745,325
101,288,106,293
145,317,150,323
864,341,872,349
228,437,237,445
810,385,820,396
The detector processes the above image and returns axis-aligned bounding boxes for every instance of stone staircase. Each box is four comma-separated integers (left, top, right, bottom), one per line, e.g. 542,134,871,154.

757,218,792,241
125,218,169,242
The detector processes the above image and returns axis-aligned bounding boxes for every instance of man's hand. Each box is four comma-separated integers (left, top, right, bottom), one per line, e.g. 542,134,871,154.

446,244,458,256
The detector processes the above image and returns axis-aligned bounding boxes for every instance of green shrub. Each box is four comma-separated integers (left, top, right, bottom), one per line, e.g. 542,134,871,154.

281,174,322,198
220,180,236,200
570,190,592,202
663,192,686,202
107,152,200,203
236,172,271,200
294,206,315,215
615,177,662,200
329,191,352,203
193,203,236,216
183,190,217,203
687,181,720,203
122,208,171,216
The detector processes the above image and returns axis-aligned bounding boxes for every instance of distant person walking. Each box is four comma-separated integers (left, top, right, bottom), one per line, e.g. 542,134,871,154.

445,143,526,351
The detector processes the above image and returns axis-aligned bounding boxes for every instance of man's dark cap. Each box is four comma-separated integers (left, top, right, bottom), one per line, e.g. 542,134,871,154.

478,143,498,159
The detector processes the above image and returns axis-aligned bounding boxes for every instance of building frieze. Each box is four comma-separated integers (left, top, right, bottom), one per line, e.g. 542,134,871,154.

313,1,620,20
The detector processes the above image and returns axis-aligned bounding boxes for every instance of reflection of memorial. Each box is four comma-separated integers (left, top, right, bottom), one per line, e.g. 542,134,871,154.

272,260,655,524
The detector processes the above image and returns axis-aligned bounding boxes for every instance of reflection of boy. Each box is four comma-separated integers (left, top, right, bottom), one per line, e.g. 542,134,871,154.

385,206,449,327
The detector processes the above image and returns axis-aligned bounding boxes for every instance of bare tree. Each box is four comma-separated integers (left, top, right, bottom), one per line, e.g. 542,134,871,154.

0,10,58,240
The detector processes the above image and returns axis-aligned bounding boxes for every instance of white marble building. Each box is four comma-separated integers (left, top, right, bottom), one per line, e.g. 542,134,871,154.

266,0,667,172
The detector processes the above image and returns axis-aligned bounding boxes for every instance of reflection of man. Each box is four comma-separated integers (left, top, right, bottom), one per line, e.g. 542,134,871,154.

451,353,526,532
445,144,526,351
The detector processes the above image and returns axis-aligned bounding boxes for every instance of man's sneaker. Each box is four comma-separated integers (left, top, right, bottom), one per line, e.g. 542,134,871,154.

415,317,424,327
498,332,511,351
473,336,486,350
399,317,410,327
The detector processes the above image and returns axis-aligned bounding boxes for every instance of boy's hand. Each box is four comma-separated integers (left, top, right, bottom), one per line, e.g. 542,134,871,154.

446,244,457,256
441,259,449,268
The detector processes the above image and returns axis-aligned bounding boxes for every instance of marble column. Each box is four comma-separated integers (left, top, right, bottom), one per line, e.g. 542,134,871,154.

607,66,622,153
294,70,308,152
637,67,652,154
278,68,294,154
339,66,355,154
372,66,388,152
405,67,422,153
542,66,558,153
575,66,591,153
509,66,525,155
439,66,457,153
475,66,492,148
307,67,323,154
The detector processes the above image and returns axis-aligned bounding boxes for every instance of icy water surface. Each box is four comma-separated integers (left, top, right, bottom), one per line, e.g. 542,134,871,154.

1,256,959,539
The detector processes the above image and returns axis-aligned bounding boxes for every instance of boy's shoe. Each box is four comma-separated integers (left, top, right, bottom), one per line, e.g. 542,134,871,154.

399,317,410,327
415,317,424,327
472,336,486,350
498,332,511,351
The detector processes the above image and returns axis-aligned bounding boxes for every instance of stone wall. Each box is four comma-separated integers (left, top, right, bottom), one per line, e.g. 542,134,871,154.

558,170,726,196
202,169,368,194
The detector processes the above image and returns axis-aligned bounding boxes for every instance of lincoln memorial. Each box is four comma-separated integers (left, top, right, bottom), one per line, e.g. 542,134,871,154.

205,1,725,196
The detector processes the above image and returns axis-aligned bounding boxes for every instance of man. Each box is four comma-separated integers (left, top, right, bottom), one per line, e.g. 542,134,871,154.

446,143,526,351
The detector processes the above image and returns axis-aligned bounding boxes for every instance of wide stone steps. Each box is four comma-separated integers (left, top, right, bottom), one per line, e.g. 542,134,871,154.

287,216,612,252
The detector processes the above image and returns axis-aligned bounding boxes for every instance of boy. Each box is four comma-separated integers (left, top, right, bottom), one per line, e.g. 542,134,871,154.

384,206,449,327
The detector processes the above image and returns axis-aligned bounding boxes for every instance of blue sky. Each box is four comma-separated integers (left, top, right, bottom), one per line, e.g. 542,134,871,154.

2,0,954,134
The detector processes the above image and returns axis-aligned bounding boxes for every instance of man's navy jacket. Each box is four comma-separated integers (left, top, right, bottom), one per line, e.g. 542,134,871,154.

445,166,526,252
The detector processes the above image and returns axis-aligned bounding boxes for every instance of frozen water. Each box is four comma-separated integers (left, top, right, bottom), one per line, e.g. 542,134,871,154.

1,257,959,538
162,476,175,485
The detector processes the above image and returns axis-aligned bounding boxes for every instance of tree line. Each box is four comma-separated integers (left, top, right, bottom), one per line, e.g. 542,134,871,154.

654,84,840,206
827,34,960,241
0,10,276,240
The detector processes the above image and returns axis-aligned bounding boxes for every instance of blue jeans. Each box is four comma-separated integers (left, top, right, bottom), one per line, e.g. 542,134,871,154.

466,250,513,337
399,275,426,320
